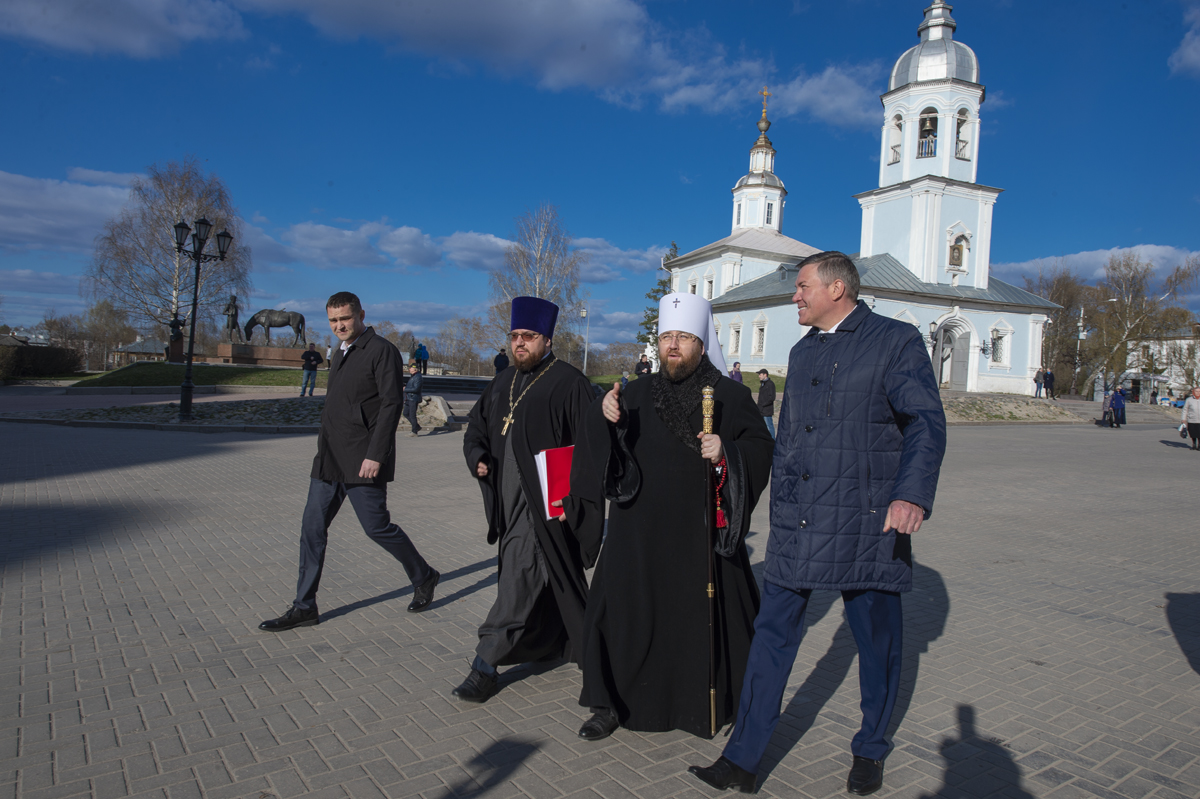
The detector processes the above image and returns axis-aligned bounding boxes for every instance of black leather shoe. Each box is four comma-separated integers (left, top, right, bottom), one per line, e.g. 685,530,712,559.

846,756,884,795
577,709,619,741
452,668,498,703
687,757,756,793
408,569,440,613
258,605,319,632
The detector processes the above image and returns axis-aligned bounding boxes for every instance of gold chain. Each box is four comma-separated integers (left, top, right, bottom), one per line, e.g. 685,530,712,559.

501,358,557,435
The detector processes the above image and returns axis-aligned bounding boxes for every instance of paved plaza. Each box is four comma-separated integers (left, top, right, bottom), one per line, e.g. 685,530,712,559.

1,420,1198,799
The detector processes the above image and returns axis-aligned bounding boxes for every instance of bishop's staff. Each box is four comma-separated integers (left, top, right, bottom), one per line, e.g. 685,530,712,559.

701,385,717,737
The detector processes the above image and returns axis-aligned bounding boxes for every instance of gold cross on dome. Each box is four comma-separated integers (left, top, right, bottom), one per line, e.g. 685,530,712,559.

760,85,771,112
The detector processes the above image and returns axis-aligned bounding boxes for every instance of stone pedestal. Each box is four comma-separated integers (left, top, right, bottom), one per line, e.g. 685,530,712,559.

167,337,185,363
216,343,307,367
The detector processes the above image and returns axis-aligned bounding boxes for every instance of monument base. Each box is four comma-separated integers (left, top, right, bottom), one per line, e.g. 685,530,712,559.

216,343,307,367
167,338,185,363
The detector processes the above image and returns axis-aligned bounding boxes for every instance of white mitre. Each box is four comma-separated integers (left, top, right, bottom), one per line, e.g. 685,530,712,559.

657,292,729,376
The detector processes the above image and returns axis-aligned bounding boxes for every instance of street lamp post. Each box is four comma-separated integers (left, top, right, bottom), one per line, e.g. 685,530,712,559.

580,306,591,377
172,218,232,421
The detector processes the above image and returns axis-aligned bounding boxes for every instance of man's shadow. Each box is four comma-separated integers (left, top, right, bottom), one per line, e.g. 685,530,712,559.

1165,592,1200,675
757,562,950,780
321,558,497,621
917,704,1035,798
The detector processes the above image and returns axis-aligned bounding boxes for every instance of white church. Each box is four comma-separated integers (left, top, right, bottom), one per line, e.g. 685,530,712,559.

666,1,1056,393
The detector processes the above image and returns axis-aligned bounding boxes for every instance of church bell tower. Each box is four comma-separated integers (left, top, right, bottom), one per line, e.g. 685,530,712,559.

731,87,787,235
856,2,1000,289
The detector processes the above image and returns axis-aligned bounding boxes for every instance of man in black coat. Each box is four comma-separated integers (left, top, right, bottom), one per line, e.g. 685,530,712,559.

634,354,652,377
756,368,776,438
493,347,510,374
689,252,946,796
1043,369,1056,400
259,291,440,632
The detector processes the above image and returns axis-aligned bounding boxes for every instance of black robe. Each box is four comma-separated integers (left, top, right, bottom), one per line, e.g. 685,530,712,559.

462,354,604,665
577,372,774,737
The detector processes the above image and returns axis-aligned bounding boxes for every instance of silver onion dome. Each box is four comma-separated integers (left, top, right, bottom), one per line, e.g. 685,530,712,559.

888,1,980,91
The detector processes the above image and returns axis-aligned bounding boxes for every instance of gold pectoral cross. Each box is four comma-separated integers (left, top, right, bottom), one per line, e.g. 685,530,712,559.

501,413,514,435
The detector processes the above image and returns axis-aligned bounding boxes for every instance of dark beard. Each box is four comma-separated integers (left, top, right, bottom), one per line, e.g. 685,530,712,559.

651,354,722,455
662,347,702,381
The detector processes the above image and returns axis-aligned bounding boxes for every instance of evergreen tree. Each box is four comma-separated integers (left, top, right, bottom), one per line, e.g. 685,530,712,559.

636,241,678,347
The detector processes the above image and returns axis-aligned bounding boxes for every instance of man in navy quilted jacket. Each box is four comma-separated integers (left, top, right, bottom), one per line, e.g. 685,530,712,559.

689,251,946,796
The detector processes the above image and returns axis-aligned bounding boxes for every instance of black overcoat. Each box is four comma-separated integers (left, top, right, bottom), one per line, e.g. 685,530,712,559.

577,373,774,737
462,355,604,664
311,327,404,484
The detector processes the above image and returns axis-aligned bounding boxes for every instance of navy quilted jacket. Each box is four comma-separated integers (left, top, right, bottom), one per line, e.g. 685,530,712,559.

764,301,946,593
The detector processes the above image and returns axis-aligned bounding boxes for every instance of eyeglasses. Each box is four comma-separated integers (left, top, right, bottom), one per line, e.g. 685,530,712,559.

509,331,542,342
658,332,699,344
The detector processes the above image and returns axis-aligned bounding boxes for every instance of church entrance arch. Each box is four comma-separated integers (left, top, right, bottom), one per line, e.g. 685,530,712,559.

933,317,974,391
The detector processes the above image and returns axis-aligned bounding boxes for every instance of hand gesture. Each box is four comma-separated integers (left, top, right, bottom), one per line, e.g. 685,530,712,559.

602,382,622,424
359,458,382,479
696,432,724,465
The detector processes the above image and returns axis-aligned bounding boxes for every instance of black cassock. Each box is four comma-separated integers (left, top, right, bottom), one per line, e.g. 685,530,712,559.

578,371,774,737
463,354,603,667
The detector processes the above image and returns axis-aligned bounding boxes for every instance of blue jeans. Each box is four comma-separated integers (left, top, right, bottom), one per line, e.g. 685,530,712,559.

1034,383,1042,398
294,478,432,611
723,581,903,771
301,369,317,395
763,415,776,438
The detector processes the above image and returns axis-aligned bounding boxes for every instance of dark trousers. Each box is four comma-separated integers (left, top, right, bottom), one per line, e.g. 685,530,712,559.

404,398,421,433
419,359,428,374
1189,422,1200,448
294,478,432,611
723,581,903,772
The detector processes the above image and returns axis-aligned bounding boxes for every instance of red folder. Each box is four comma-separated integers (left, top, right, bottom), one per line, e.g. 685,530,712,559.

535,445,574,521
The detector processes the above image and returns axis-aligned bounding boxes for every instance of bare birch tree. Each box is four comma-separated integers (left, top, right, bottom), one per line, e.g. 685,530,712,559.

487,204,587,341
86,156,252,330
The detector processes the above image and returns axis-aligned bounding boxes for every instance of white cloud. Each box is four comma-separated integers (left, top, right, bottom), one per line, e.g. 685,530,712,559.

240,0,880,127
378,225,441,268
576,237,668,283
280,221,390,269
439,231,511,272
0,171,128,253
66,167,142,186
1169,6,1200,77
993,245,1200,281
0,0,247,57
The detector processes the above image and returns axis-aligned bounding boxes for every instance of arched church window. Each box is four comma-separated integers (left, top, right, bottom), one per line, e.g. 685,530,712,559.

887,115,903,164
955,109,971,161
918,108,938,158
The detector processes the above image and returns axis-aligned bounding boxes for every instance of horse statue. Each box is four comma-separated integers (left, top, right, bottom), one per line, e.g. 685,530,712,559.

244,309,306,346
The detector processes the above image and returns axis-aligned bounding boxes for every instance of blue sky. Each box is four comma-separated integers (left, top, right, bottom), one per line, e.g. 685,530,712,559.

2,0,1199,345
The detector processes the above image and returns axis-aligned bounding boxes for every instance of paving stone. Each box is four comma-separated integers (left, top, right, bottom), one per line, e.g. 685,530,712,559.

3,422,1200,798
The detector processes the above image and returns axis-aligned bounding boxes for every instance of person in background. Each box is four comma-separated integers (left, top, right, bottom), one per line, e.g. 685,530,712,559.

729,361,743,384
300,342,323,397
1034,368,1044,398
1182,386,1200,450
756,369,777,438
1110,386,1126,428
1043,369,1056,400
493,347,510,374
404,362,423,437
634,354,652,378
417,342,430,374
620,371,630,389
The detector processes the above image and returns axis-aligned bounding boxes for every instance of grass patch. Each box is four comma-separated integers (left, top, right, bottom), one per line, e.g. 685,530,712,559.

73,362,328,388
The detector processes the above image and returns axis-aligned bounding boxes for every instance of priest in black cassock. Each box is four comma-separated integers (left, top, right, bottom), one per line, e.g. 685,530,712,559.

454,296,604,703
575,292,774,741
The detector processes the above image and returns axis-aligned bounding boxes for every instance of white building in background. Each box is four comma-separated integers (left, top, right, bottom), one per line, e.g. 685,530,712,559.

664,1,1057,394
